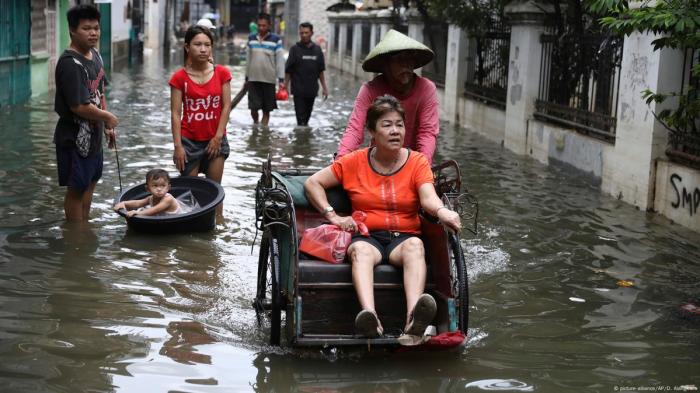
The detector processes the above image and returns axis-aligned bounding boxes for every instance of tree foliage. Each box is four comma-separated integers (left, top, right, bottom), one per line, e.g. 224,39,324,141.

587,0,700,138
418,0,509,37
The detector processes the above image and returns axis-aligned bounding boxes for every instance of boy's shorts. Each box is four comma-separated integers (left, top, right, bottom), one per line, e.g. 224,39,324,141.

350,231,418,263
248,81,278,112
56,145,103,191
181,135,230,176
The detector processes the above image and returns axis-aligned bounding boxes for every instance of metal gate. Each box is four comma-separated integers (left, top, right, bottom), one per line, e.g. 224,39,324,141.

0,0,32,107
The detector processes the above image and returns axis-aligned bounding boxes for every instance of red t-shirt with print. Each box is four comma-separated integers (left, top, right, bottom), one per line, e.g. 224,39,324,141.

169,65,232,141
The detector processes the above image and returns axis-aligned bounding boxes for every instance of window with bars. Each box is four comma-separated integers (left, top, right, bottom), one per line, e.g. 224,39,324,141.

464,21,511,109
534,27,623,142
666,48,700,168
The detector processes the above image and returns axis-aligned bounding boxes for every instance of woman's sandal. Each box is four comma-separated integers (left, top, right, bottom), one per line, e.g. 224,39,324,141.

354,309,383,338
404,293,437,337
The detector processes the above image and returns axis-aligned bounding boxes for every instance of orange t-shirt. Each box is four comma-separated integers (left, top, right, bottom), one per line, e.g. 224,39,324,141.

331,147,434,234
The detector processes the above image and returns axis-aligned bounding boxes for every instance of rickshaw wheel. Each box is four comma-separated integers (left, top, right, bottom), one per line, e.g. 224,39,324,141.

254,231,282,345
448,233,469,332
268,237,282,345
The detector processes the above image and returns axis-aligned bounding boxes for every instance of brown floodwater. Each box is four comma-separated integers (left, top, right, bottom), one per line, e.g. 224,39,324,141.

0,47,698,392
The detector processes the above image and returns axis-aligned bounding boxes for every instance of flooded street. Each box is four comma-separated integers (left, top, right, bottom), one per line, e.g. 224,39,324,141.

1,48,699,392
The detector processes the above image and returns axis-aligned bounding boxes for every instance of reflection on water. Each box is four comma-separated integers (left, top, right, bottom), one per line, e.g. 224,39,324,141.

0,47,699,392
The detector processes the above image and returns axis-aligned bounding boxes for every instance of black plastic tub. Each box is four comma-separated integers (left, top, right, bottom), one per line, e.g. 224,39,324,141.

116,176,224,234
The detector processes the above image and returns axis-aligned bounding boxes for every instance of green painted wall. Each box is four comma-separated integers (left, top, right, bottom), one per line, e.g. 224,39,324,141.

30,55,50,97
58,0,70,52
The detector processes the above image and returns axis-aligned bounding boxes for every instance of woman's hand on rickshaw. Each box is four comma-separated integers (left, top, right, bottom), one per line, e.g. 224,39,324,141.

173,145,187,172
206,135,222,159
329,215,358,233
437,207,461,234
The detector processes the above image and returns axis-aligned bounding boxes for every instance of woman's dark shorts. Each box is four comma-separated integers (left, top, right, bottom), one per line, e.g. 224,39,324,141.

350,231,418,263
248,81,278,112
181,135,230,176
56,145,103,191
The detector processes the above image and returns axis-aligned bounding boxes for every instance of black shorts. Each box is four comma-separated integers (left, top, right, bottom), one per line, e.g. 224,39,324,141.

181,135,230,176
56,145,103,191
247,81,277,112
350,231,417,263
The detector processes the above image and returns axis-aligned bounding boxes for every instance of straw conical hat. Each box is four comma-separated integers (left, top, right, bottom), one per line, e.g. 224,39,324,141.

362,29,434,73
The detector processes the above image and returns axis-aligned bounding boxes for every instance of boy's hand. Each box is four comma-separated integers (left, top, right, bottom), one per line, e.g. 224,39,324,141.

105,128,116,149
126,210,138,218
105,112,119,130
113,202,126,211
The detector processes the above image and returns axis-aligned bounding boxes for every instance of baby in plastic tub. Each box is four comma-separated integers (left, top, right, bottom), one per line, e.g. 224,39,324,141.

113,169,186,217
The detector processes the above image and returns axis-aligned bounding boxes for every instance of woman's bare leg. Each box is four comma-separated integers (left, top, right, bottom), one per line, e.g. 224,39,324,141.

388,237,426,324
205,157,225,217
348,241,382,312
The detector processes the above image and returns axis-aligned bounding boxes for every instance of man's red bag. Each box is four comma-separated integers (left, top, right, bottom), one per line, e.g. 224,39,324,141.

299,224,351,263
275,85,288,101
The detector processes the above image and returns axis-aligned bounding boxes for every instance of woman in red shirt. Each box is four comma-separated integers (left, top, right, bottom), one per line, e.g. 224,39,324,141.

169,26,231,214
304,95,461,344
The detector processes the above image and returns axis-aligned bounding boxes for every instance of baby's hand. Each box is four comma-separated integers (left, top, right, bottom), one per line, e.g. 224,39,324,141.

126,210,138,218
114,202,126,211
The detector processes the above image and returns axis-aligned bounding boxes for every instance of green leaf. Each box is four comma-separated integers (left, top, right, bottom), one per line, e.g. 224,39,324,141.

676,19,685,32
657,109,672,119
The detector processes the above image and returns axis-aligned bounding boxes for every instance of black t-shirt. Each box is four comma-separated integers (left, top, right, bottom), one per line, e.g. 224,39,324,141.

284,41,325,98
53,48,108,157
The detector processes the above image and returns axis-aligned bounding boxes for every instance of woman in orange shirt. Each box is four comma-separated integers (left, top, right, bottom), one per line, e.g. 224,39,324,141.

304,95,461,344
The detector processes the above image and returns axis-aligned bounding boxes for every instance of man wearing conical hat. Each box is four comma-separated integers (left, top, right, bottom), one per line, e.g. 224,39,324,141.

336,30,439,163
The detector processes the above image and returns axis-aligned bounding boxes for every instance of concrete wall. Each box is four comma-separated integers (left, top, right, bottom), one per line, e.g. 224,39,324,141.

111,0,131,67
602,33,685,209
145,0,166,50
298,0,335,52
111,0,131,43
458,98,506,145
527,120,613,181
655,160,700,232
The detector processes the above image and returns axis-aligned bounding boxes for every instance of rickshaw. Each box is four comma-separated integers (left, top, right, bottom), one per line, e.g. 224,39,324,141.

252,156,478,347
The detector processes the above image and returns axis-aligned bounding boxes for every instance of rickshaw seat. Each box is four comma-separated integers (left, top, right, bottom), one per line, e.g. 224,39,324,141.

273,173,352,213
298,259,403,285
298,259,434,286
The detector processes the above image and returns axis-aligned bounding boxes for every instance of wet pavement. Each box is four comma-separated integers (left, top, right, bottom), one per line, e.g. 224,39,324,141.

0,47,699,392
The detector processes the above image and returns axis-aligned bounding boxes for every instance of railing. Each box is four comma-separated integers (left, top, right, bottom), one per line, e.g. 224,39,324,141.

421,23,448,87
345,24,353,60
666,48,700,168
333,24,340,54
534,31,623,142
464,24,510,110
360,23,371,61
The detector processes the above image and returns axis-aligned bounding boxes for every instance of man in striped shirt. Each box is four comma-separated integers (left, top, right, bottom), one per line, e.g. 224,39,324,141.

245,13,285,126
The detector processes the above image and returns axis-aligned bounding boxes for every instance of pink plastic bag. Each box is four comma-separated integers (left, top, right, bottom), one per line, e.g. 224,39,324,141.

299,224,351,263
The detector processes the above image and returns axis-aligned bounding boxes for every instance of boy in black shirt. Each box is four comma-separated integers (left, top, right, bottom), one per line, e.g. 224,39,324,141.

54,4,119,221
284,22,329,126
